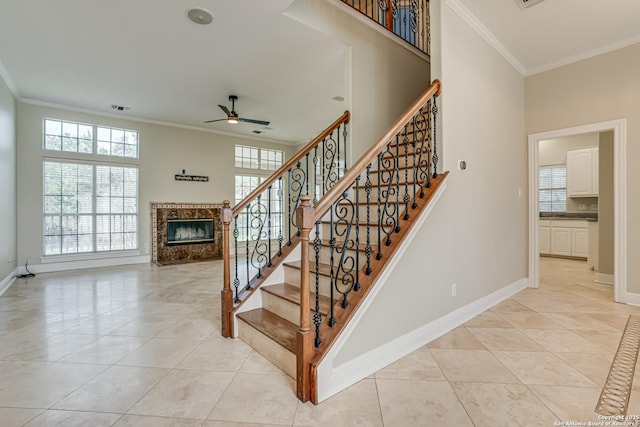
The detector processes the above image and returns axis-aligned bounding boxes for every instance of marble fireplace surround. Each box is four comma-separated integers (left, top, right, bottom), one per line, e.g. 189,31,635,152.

151,202,223,265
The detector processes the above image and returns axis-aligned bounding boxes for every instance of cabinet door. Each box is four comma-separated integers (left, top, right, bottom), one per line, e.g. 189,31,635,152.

592,147,599,196
567,148,593,196
539,226,551,254
551,227,572,256
572,228,589,257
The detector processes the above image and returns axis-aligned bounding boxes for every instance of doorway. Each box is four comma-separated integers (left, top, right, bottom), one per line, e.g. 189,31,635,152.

528,120,627,303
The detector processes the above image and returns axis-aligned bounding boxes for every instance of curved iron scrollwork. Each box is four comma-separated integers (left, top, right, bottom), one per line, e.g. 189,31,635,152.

248,196,269,279
323,133,340,194
377,145,398,247
332,191,357,309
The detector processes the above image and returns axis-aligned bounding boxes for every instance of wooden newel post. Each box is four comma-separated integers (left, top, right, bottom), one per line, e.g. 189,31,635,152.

296,195,314,402
385,0,393,31
221,200,234,338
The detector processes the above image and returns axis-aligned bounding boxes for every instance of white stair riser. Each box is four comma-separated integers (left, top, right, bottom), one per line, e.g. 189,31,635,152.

237,319,296,378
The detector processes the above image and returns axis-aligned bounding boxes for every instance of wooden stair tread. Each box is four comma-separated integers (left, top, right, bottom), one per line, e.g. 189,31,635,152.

284,260,332,277
237,308,297,353
262,283,331,315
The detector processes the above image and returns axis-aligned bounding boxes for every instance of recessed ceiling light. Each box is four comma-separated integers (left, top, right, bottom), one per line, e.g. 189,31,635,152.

515,0,544,9
332,96,345,102
187,7,213,25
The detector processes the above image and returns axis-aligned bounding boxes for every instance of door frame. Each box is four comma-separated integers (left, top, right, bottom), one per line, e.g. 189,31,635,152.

527,119,627,303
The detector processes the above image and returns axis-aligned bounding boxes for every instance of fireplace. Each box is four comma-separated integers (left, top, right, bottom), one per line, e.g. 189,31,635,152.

150,202,223,265
167,219,214,245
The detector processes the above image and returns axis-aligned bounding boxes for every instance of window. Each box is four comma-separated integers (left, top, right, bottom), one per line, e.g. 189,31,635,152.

235,145,283,171
42,119,139,256
234,145,285,242
539,166,566,212
44,119,138,158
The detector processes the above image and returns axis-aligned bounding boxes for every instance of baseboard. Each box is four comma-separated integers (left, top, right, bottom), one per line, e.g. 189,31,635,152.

18,255,151,275
0,268,18,296
625,292,640,307
316,276,528,402
596,273,614,285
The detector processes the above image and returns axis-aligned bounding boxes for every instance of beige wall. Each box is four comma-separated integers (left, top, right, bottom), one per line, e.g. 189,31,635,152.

599,131,614,275
0,75,17,281
539,132,598,213
16,102,295,270
526,42,640,293
335,0,527,363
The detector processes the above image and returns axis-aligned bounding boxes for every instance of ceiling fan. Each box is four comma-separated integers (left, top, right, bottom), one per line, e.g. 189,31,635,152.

204,95,270,126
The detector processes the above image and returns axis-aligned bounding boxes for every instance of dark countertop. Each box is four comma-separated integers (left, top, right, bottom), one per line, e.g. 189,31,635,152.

540,212,598,220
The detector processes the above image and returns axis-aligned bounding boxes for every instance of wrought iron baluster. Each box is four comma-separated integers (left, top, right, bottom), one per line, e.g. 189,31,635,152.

432,96,439,178
305,153,310,197
249,195,269,279
267,186,272,266
354,177,360,291
334,190,355,309
343,123,348,174
313,146,319,204
411,115,418,209
403,126,410,220
287,168,292,245
245,205,250,290
322,138,326,198
313,221,322,347
365,165,372,274
337,126,341,180
328,207,336,327
394,136,401,232
277,177,283,256
233,218,240,303
376,153,383,260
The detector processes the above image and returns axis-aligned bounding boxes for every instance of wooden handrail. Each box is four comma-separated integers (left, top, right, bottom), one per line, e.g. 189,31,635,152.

311,80,440,223
232,110,351,217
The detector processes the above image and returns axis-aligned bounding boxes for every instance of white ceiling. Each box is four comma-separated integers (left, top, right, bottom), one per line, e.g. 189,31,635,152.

455,0,640,75
1,0,639,143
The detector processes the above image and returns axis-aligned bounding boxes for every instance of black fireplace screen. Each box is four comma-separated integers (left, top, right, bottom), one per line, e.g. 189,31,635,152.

167,219,214,245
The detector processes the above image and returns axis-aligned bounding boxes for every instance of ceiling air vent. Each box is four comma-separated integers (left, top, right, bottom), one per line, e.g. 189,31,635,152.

516,0,544,9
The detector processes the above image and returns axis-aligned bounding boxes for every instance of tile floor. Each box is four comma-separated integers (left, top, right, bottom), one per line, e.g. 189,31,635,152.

0,257,639,426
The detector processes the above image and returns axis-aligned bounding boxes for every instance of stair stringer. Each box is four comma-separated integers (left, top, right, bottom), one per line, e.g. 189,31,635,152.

314,180,448,402
231,244,301,338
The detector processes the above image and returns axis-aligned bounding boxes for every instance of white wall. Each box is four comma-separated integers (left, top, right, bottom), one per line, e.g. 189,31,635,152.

0,74,17,282
16,102,295,271
334,0,527,363
526,42,640,294
285,0,431,160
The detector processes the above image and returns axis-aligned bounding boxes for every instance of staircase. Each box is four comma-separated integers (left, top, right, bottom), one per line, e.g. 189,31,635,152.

221,80,446,403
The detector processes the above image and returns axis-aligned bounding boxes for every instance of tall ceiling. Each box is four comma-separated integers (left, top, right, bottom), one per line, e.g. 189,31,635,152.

1,0,639,143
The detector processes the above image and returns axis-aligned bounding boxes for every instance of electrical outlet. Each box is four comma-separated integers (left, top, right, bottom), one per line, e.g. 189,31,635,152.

451,283,457,297
578,204,587,211
7,257,13,264
25,258,31,265
591,203,598,210
144,243,149,254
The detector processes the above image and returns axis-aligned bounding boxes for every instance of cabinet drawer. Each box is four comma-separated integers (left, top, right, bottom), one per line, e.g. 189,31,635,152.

550,220,587,229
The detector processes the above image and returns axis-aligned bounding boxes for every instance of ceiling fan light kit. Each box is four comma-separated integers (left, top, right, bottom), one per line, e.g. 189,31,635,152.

204,95,270,127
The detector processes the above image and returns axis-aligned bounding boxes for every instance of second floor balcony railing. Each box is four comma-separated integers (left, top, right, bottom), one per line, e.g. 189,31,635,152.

340,0,430,56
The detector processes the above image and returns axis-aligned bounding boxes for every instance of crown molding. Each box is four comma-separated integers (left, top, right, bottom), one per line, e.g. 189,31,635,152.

445,0,528,76
0,59,19,98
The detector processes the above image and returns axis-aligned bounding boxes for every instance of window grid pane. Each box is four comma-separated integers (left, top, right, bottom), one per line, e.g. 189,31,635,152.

43,160,138,256
44,118,138,159
539,166,567,212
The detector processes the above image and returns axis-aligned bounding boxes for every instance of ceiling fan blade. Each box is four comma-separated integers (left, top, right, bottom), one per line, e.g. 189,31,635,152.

239,118,270,126
218,104,231,116
203,118,227,123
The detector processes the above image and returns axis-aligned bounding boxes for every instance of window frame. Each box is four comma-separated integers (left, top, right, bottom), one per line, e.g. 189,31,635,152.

539,165,567,213
41,118,140,259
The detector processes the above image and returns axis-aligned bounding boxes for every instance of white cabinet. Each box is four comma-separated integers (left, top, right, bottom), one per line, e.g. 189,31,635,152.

540,219,588,258
539,220,551,254
572,228,589,257
567,147,598,197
